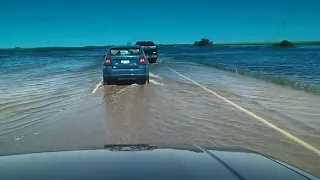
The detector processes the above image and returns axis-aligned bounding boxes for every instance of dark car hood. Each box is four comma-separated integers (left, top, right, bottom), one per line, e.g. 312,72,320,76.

0,144,317,180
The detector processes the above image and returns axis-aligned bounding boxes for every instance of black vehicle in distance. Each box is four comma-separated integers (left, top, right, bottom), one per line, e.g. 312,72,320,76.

135,41,158,63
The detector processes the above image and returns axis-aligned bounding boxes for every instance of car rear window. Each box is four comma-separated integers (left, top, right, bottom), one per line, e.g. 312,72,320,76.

136,41,155,46
109,48,140,56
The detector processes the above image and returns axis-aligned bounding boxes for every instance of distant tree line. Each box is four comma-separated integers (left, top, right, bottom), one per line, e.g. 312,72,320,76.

192,38,297,47
193,38,213,46
272,40,295,47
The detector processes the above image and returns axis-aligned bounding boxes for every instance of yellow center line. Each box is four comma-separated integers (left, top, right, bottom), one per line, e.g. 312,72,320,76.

92,80,103,93
165,65,320,156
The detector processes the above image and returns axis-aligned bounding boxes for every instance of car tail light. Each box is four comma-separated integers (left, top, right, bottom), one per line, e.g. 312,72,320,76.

139,55,146,64
104,56,111,66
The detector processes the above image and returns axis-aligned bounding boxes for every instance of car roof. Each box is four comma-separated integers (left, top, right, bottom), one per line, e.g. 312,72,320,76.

110,45,141,49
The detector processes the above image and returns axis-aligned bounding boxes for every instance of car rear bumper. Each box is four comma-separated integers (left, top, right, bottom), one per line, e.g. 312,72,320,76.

103,66,148,80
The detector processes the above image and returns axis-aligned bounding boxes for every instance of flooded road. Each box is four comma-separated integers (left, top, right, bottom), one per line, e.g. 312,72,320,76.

0,47,319,176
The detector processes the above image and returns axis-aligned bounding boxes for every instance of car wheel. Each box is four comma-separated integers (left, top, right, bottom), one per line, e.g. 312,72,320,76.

137,78,147,85
104,78,114,85
147,58,156,64
151,58,157,64
108,80,115,85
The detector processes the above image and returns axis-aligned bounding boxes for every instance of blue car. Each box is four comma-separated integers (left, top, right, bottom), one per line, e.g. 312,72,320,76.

103,45,150,85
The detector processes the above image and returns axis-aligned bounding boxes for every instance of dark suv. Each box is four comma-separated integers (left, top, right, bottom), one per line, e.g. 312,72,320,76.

135,41,158,63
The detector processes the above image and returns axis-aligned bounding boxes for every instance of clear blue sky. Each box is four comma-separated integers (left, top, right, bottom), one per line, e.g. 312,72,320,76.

1,0,319,48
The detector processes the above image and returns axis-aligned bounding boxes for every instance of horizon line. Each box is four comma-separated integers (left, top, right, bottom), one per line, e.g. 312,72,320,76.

1,40,320,49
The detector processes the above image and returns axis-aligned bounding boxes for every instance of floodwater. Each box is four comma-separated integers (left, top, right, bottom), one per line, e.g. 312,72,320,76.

0,46,319,176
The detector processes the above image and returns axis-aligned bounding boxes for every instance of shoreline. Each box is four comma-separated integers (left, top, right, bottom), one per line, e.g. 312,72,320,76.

1,41,320,50
1,43,319,94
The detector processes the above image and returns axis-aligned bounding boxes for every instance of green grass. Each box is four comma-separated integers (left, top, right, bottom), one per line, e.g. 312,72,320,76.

195,61,320,94
159,41,320,46
292,41,320,45
0,46,107,51
214,41,320,46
